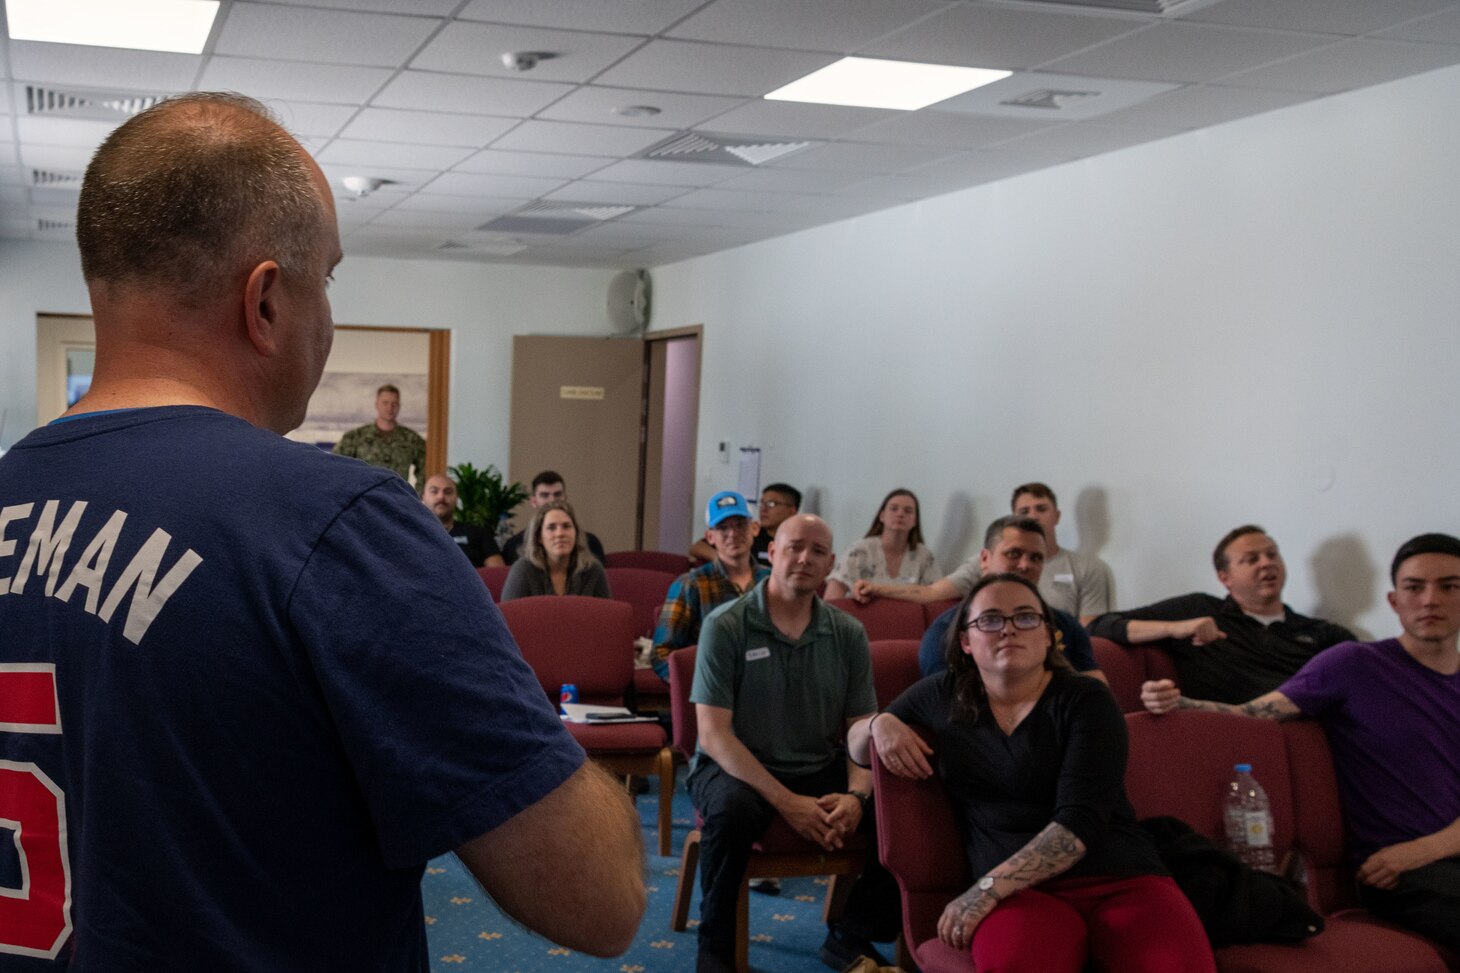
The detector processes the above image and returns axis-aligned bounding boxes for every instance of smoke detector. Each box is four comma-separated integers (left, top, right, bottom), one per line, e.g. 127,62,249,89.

341,176,386,198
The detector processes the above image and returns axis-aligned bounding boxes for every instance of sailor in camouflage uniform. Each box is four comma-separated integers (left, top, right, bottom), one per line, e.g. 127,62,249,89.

333,382,426,488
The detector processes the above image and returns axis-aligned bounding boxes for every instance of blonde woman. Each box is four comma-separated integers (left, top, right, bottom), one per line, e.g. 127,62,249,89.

500,500,611,601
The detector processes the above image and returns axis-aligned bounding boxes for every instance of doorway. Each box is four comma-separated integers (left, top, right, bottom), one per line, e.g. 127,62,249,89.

506,328,702,556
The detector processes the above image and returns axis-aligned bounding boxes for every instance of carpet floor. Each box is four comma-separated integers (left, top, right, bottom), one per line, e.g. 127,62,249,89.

423,769,843,972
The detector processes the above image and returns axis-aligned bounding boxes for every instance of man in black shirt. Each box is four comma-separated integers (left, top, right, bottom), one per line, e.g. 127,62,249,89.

422,473,503,568
1088,525,1354,703
500,470,606,564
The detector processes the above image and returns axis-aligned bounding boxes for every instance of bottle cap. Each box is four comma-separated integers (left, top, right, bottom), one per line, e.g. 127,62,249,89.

1235,762,1252,773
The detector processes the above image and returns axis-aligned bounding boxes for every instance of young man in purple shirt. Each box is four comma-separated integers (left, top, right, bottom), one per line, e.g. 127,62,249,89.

1141,533,1460,951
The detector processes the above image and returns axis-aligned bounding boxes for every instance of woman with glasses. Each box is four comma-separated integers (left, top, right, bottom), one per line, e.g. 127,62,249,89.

848,573,1214,973
824,488,941,601
501,500,611,602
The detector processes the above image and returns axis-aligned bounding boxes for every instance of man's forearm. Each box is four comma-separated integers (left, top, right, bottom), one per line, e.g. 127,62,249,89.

456,761,646,956
700,723,798,810
1176,692,1300,721
870,578,959,604
1123,619,1185,643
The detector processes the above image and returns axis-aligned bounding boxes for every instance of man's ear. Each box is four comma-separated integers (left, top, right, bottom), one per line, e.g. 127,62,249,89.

979,549,992,574
748,520,761,538
1386,589,1399,614
1216,568,1232,592
704,528,716,548
242,260,284,357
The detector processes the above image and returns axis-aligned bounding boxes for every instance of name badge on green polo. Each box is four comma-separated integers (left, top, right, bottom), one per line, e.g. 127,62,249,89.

745,647,770,661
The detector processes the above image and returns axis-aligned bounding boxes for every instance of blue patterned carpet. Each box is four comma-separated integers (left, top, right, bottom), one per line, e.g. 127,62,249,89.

424,769,836,972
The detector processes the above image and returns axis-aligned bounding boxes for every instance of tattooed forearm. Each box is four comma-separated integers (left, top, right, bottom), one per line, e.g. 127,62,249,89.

993,822,1086,885
1177,692,1299,722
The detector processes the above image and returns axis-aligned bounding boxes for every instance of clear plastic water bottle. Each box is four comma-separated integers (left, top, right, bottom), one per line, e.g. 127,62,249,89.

1224,763,1276,872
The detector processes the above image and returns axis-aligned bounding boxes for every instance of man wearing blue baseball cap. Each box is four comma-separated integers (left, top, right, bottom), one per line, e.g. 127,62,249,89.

651,491,769,681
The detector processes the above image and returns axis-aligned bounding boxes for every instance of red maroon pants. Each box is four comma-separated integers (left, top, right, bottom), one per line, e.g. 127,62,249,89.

970,874,1215,973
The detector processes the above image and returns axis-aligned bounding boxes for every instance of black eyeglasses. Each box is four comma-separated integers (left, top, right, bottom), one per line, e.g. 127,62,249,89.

965,611,1045,633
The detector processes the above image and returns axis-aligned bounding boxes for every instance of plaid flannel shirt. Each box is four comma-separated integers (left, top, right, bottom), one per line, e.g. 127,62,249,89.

652,558,769,679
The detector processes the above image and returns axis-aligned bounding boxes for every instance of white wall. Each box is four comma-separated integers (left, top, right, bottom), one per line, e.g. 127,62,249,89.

652,64,1460,640
0,243,618,475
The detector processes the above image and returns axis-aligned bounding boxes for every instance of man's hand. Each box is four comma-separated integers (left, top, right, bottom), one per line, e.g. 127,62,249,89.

851,579,880,604
820,793,863,845
1173,617,1227,645
1141,679,1183,715
1358,838,1440,890
872,713,935,779
776,792,839,850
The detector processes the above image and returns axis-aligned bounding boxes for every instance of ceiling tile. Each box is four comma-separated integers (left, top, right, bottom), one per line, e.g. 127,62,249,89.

317,163,441,192
317,139,476,170
666,0,947,52
767,141,962,173
10,42,200,92
200,57,393,104
267,100,359,138
216,3,440,66
370,207,505,229
713,167,871,193
544,180,689,204
0,165,26,186
1183,0,1460,37
489,120,670,155
269,0,460,14
934,72,1182,121
1220,38,1460,92
1376,7,1460,43
623,205,818,230
372,71,572,116
1044,23,1339,84
594,40,839,97
19,144,94,172
667,187,879,216
995,121,1181,160
849,112,1052,149
457,0,706,34
388,192,533,213
863,5,1147,71
15,116,118,150
420,171,569,197
412,22,644,82
1096,84,1318,129
453,150,615,178
338,108,514,147
538,85,745,129
0,88,11,113
583,158,749,186
694,100,899,139
0,144,18,166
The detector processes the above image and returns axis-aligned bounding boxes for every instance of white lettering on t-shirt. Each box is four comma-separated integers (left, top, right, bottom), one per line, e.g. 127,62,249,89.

0,502,37,594
745,647,770,661
0,501,208,646
99,529,203,645
11,500,88,597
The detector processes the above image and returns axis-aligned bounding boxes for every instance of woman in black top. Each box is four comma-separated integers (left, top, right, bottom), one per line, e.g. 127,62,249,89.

849,573,1214,972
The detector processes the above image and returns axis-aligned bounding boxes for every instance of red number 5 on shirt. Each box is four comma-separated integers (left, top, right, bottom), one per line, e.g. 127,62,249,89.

0,664,73,959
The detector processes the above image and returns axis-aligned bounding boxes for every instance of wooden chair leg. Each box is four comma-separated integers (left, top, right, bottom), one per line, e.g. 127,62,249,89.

656,747,674,857
822,870,859,925
670,830,701,932
735,874,751,973
895,932,915,972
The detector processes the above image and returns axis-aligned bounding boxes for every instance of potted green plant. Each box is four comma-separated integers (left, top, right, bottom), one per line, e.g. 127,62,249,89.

448,462,528,543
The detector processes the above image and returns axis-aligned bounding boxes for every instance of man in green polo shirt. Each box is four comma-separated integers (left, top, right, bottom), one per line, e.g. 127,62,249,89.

688,514,899,973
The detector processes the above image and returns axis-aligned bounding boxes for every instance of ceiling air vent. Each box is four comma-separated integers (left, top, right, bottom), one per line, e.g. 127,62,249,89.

27,85,166,121
436,241,528,257
37,219,76,233
1001,89,1100,110
641,132,814,167
477,201,636,236
32,169,86,189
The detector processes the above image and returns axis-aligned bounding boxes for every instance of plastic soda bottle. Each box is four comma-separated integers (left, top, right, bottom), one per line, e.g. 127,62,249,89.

1224,763,1276,871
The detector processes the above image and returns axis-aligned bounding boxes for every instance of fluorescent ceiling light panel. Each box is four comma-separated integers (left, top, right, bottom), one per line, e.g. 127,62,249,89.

765,57,1012,111
6,0,220,55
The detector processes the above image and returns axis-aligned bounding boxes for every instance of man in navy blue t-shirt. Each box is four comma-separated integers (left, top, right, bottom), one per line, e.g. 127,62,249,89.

0,92,645,970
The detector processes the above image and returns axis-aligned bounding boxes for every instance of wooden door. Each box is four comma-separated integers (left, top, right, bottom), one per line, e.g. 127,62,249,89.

508,335,646,554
